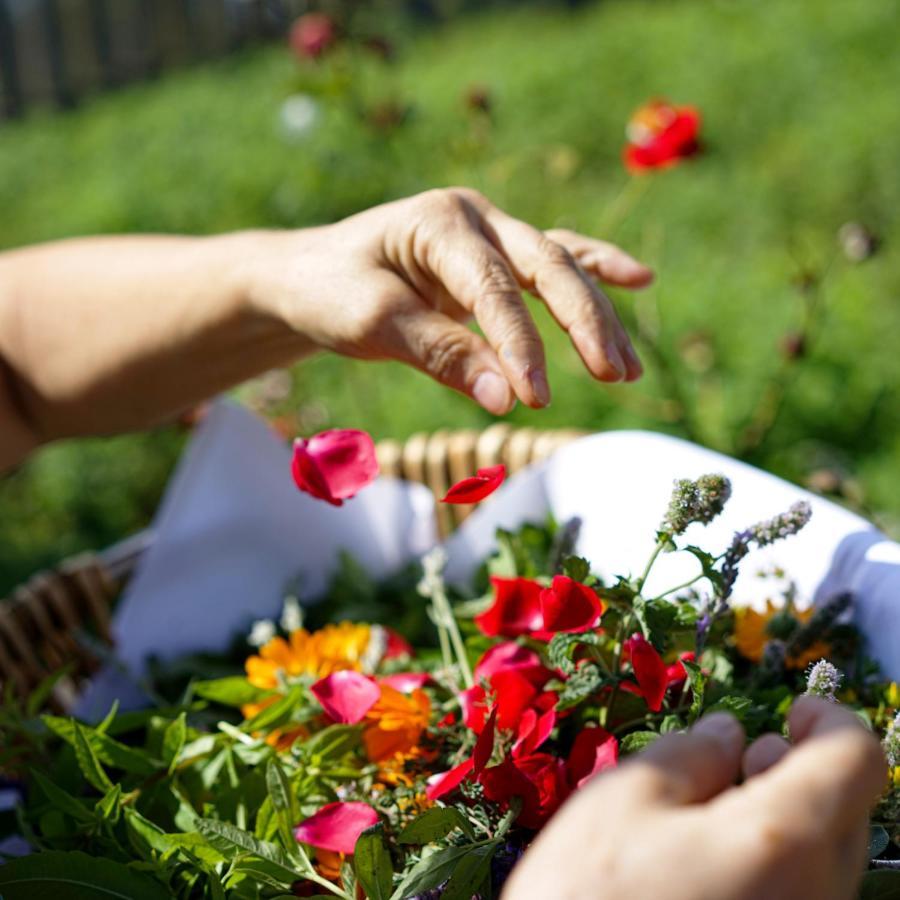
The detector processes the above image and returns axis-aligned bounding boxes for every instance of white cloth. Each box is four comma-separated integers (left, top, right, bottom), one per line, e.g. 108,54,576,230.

77,403,900,717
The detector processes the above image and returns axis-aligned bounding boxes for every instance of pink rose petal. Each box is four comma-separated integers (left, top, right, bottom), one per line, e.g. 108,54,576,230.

311,670,380,724
294,801,378,854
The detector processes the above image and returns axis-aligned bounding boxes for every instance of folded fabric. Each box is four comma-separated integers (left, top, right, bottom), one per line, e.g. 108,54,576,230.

78,403,900,719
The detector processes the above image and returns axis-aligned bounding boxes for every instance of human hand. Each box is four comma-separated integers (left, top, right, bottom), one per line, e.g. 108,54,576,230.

251,187,652,414
502,698,887,900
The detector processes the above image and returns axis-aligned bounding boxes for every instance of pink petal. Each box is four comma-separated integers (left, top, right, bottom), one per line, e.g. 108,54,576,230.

379,672,429,694
311,671,380,724
441,465,506,504
294,801,378,854
292,429,379,506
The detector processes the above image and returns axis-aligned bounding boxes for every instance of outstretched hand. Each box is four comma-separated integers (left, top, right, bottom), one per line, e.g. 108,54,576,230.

503,697,886,900
252,187,652,415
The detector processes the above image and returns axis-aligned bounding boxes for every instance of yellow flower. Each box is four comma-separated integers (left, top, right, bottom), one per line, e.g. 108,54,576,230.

887,682,900,709
733,601,829,670
363,686,431,762
245,622,373,689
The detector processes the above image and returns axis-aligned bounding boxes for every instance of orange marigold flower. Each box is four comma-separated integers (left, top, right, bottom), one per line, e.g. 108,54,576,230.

733,601,829,669
363,685,431,762
245,622,374,689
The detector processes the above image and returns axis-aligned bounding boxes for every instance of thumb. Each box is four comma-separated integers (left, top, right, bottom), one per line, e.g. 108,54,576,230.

629,712,746,805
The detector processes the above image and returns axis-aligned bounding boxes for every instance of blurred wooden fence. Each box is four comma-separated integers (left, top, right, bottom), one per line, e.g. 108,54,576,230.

0,0,309,119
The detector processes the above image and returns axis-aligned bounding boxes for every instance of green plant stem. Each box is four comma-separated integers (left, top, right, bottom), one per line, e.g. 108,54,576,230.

429,586,474,689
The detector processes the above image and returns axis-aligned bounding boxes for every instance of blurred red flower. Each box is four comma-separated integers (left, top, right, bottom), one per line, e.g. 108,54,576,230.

623,99,701,173
474,576,545,638
290,13,336,60
291,429,378,506
441,464,506,504
540,575,606,633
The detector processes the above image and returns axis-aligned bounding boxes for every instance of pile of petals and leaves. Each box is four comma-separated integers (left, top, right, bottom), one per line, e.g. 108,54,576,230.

2,473,899,900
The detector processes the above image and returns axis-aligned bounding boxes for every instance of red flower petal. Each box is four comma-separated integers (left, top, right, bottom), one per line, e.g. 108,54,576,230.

426,757,475,801
474,642,542,681
666,651,696,686
294,801,378,855
473,708,497,776
379,672,429,694
291,430,379,506
623,633,669,712
566,727,619,788
540,575,605,633
382,628,414,659
474,577,545,638
623,101,701,173
311,671,380,724
514,705,556,757
441,465,506,504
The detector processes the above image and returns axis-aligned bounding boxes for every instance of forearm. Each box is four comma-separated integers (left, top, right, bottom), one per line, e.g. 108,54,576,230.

0,231,312,467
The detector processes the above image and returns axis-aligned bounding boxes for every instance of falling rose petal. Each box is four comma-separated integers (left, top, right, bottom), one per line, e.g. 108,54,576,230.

294,802,378,855
474,642,542,681
291,429,379,506
475,577,545,638
379,672,429,694
441,465,506,504
426,758,475,801
566,727,619,788
311,671,380,724
539,575,606,633
623,633,668,712
623,100,701,173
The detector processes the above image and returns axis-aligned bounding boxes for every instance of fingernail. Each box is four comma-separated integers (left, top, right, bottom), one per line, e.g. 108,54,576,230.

604,341,626,380
623,342,644,379
529,369,551,407
693,713,744,754
473,371,512,415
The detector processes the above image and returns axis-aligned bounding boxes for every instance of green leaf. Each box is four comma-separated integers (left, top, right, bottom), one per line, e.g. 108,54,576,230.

632,598,677,651
72,721,114,793
682,545,724,590
162,712,187,774
398,807,476,845
124,808,173,858
705,696,753,720
26,667,73,718
442,843,498,900
547,632,604,676
165,832,228,868
28,769,95,824
43,716,157,775
868,825,891,860
561,556,591,583
681,659,707,724
245,687,305,732
197,818,302,882
354,823,393,900
193,676,272,708
556,662,607,712
619,731,660,754
96,700,120,735
859,870,900,900
0,850,171,899
301,724,362,760
94,783,122,823
266,756,297,850
392,844,493,899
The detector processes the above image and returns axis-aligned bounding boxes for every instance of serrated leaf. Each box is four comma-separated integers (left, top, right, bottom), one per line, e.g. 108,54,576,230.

162,712,187,774
681,659,707,724
556,663,607,712
632,598,677,652
547,632,604,676
442,843,498,900
398,807,476,845
355,823,393,900
266,757,297,850
561,556,591,583
72,721,114,793
197,818,303,882
619,731,660,754
0,850,171,899
166,832,228,868
706,696,753,720
43,716,156,775
683,546,723,589
193,676,272,708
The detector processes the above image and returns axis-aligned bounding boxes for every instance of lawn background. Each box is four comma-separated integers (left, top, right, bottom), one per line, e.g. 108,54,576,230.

1,0,898,595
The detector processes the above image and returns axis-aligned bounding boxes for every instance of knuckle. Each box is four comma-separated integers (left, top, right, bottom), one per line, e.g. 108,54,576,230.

417,188,467,219
536,234,576,270
423,331,470,380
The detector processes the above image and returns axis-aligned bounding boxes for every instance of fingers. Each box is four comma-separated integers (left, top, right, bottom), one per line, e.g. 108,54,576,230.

545,228,654,289
480,207,642,383
381,303,515,415
628,713,745,805
424,224,550,408
742,733,790,779
736,697,887,833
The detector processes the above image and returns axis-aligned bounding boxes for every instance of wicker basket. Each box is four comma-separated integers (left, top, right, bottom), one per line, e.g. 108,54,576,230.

0,425,585,708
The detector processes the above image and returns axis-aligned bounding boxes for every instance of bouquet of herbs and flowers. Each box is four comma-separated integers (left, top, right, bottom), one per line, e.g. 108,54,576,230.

1,462,898,900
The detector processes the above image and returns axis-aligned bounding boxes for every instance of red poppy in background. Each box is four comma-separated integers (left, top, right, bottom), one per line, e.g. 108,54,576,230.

289,13,336,60
291,429,379,506
623,99,701,173
441,465,506,504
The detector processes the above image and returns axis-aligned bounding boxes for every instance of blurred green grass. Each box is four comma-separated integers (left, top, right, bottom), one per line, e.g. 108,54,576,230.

1,0,899,594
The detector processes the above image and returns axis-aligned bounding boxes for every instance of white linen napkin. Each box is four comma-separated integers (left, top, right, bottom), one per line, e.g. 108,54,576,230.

78,402,900,719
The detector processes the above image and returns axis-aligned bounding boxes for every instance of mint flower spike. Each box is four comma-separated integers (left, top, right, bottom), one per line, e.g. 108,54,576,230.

749,500,813,547
804,659,842,702
883,713,900,768
660,473,732,536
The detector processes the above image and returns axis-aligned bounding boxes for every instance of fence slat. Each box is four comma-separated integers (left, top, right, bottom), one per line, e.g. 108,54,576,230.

41,0,76,109
0,0,23,117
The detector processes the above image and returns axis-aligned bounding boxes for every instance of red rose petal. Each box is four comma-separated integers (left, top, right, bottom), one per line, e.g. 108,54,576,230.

540,575,605,633
566,726,619,788
441,465,506,504
474,642,542,681
294,801,378,855
426,757,475,801
623,633,669,712
474,577,545,638
379,672,429,694
291,429,379,506
311,671,380,724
